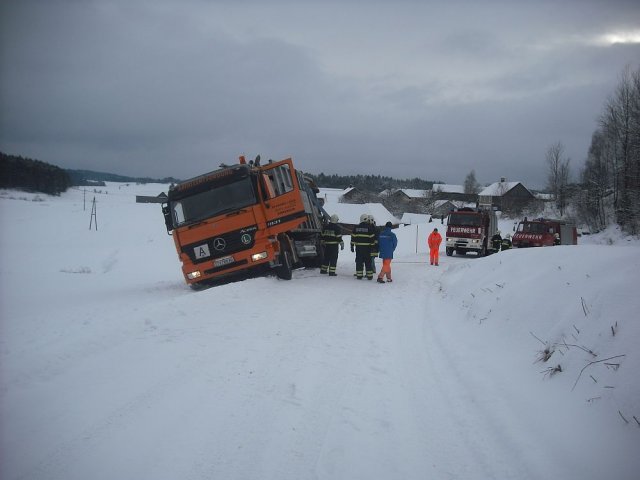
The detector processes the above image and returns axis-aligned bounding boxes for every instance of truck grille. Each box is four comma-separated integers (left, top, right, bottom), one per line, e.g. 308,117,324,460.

182,225,258,264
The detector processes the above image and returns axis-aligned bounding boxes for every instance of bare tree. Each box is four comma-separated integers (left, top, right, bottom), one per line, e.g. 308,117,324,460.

578,130,611,231
599,65,640,233
546,141,571,216
463,170,480,194
574,65,640,234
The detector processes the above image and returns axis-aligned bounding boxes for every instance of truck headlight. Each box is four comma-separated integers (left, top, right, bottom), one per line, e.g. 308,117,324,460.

187,271,202,280
251,251,268,262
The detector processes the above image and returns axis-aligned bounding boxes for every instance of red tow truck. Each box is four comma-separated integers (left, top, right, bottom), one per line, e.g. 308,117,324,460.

512,217,577,247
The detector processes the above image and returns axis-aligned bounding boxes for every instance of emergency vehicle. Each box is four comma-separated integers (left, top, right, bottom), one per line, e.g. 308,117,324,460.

512,217,578,248
445,207,498,257
162,156,326,288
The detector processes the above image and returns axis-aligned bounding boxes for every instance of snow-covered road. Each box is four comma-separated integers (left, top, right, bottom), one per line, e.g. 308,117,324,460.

1,185,638,480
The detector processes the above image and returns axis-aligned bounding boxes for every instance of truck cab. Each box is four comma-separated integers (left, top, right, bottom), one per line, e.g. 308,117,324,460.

445,207,498,257
162,156,326,287
512,218,577,247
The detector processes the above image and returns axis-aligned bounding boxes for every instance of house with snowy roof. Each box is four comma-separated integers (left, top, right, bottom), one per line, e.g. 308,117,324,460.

379,188,428,202
478,178,535,212
430,184,476,202
317,187,359,204
323,202,400,232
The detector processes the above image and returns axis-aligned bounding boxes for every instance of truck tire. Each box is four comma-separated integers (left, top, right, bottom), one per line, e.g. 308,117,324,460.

276,241,293,280
446,247,454,256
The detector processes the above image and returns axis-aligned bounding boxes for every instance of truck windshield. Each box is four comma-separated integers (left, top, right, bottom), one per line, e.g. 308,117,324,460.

518,222,547,234
448,213,482,226
170,177,257,227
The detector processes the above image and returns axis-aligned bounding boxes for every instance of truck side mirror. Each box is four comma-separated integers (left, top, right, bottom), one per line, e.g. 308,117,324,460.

162,204,173,234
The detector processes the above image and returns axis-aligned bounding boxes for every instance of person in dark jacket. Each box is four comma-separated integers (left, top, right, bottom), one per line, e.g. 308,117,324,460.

377,222,398,283
491,230,502,252
369,215,379,274
351,214,377,280
320,214,344,276
501,233,512,251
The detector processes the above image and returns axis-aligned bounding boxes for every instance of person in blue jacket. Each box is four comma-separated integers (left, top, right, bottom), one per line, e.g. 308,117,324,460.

376,222,398,283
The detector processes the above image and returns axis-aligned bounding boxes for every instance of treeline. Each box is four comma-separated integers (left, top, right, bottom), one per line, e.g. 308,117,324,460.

307,172,437,192
0,151,183,194
578,65,640,234
67,169,181,186
0,152,71,195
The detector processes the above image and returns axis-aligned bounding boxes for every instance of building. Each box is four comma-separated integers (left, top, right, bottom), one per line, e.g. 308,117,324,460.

430,199,459,217
478,179,535,212
135,192,168,204
323,202,399,232
430,184,476,203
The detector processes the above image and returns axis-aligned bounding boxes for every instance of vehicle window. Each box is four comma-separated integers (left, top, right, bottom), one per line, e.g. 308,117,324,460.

449,213,482,226
263,164,294,199
170,177,257,227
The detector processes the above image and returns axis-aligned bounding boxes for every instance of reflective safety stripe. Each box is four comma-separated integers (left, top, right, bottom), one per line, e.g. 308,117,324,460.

322,224,343,245
351,233,375,246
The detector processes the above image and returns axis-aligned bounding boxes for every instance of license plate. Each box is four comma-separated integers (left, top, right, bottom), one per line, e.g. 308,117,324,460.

214,255,234,267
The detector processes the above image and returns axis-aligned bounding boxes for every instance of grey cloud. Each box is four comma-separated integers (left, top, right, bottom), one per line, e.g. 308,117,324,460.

1,0,639,189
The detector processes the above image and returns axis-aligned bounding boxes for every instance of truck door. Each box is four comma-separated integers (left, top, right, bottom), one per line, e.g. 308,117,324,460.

258,158,308,233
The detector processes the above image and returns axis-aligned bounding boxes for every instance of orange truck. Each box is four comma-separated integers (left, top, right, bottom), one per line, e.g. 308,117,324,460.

512,217,578,248
162,156,327,288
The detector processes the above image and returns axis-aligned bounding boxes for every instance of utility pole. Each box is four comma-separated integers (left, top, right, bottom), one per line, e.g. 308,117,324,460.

89,196,98,230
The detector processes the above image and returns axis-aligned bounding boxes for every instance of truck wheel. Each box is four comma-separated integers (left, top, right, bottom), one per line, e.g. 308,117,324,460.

276,243,293,280
446,247,453,256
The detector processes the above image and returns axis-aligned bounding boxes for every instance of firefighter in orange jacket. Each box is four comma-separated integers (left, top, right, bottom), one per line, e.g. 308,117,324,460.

428,227,442,266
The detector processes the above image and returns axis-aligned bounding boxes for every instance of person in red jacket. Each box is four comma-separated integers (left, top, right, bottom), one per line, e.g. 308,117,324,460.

428,227,442,266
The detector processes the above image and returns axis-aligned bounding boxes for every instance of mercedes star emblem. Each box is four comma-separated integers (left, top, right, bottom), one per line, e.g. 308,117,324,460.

213,237,226,251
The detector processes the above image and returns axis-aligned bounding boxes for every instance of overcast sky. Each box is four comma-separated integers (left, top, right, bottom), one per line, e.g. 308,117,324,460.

1,0,639,188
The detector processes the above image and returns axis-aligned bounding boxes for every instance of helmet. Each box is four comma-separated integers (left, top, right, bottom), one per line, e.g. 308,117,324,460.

360,214,369,223
497,230,501,235
368,215,376,224
330,214,339,223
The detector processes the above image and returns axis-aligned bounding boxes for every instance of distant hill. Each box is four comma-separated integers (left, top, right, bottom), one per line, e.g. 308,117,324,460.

2,150,439,195
66,169,181,186
1,151,181,193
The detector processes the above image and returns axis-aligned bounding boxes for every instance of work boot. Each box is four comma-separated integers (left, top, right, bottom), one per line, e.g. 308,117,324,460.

329,272,337,276
377,278,385,284
387,278,393,282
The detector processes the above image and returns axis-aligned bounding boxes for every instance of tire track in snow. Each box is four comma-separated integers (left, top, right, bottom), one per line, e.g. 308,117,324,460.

419,265,574,480
184,274,370,480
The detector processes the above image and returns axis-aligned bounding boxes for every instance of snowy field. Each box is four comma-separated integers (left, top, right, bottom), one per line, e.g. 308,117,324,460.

1,183,639,480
